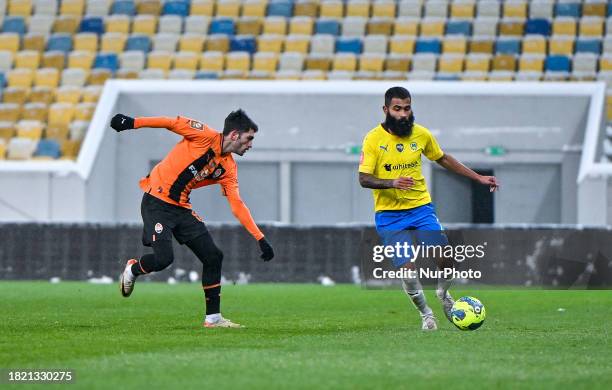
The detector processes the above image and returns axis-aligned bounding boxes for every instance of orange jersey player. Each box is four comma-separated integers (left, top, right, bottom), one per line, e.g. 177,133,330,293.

111,109,274,329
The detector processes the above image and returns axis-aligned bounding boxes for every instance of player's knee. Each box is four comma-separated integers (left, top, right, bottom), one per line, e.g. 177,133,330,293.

152,241,174,271
209,248,223,267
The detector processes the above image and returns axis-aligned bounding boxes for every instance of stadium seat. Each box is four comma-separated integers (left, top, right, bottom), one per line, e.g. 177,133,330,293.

0,139,5,159
327,70,353,80
367,18,394,36
15,50,40,70
184,16,211,34
372,0,396,18
55,86,82,104
335,37,362,54
472,17,498,37
74,102,96,121
68,51,95,70
205,34,230,52
200,51,225,72
442,36,467,54
420,18,445,36
545,55,571,72
53,16,80,34
158,15,183,34
252,52,277,72
179,34,205,52
190,0,215,16
61,68,88,86
495,38,521,55
60,139,81,159
29,86,54,104
60,0,85,16
163,0,190,16
346,0,370,17
0,52,13,72
16,120,44,140
105,15,131,34
74,33,99,52
492,54,516,71
82,85,103,103
210,18,236,35
86,0,112,16
7,137,37,160
267,0,293,18
584,0,607,17
47,34,73,53
305,54,332,71
320,0,344,19
80,17,105,35
499,19,524,36
398,0,423,18
290,17,314,36
342,17,367,37
112,0,136,15
332,53,357,71
119,51,146,71
575,38,601,54
48,102,76,126
153,33,179,52
217,0,241,17
464,53,491,72
94,53,119,73
7,68,33,88
554,2,581,18
231,35,257,53
315,19,341,36
549,36,575,55
0,33,20,53
503,0,527,18
519,54,545,72
0,103,20,123
394,17,419,35
132,15,158,36
33,0,57,15
69,120,89,140
411,52,437,72
450,0,475,19
310,34,335,54
262,16,287,35
243,0,268,17
168,69,195,79
522,35,547,55
2,87,28,104
572,52,598,74
42,52,66,72
0,122,15,143
28,15,54,35
137,0,162,15
423,1,448,18
437,53,464,73
139,68,166,79
445,20,471,35
22,33,46,53
256,34,284,53
284,34,310,53
525,19,551,36
147,51,172,71
389,35,415,54
34,139,61,159
236,17,263,35
225,51,251,73
2,16,27,35
278,52,304,71
101,32,128,53
9,0,34,17
362,35,388,54
385,53,411,72
529,0,554,19
126,35,152,52
358,53,385,72
477,0,500,18
415,38,441,54
579,17,605,36
301,69,327,80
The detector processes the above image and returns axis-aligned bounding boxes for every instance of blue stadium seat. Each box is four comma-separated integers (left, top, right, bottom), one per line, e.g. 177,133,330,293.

47,34,73,52
415,39,441,54
195,71,219,79
230,35,256,53
554,3,581,17
111,0,136,15
545,55,571,72
162,1,190,16
575,38,601,54
209,18,235,35
435,74,460,81
525,19,551,36
34,139,61,159
267,0,294,17
94,53,119,73
2,16,26,35
79,17,105,35
315,19,340,36
0,72,6,88
495,39,521,55
445,20,471,36
335,37,362,54
125,35,151,52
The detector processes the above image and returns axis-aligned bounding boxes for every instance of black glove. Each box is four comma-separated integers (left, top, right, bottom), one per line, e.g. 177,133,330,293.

258,238,274,262
110,113,135,132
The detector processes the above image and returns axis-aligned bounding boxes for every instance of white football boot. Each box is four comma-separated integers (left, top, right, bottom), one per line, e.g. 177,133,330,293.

120,259,138,297
203,315,243,328
436,288,455,323
421,314,438,331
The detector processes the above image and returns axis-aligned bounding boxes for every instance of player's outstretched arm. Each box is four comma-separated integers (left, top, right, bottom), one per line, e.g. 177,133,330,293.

436,154,500,192
110,114,180,132
359,172,414,190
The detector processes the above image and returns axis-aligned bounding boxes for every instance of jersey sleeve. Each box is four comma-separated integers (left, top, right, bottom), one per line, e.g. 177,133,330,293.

423,129,444,161
220,173,265,241
134,116,212,142
358,134,377,174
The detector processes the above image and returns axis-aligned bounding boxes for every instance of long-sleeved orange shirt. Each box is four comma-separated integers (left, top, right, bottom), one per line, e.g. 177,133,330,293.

135,116,264,240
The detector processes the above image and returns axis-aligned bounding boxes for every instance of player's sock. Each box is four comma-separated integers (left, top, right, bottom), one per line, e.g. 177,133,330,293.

130,254,153,276
402,278,433,317
203,284,221,315
436,276,453,298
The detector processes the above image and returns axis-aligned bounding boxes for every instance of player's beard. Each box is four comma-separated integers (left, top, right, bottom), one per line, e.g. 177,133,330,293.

385,112,415,137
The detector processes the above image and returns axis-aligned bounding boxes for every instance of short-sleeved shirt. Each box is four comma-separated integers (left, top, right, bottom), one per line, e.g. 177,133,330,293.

359,123,444,212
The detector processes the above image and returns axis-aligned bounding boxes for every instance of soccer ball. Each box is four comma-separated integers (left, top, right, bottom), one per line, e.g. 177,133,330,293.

451,296,486,331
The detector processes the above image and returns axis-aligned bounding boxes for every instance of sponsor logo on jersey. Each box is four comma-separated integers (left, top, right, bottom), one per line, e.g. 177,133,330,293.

383,160,420,172
190,120,204,130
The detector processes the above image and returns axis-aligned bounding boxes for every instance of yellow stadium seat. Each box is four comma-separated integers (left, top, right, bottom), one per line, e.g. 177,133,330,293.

0,123,15,144
552,17,576,36
29,87,55,105
346,0,370,17
332,53,357,71
101,32,127,53
420,18,445,36
21,103,47,122
519,54,544,72
579,17,604,37
60,139,81,159
389,35,415,54
8,0,33,17
294,0,318,18
498,19,524,36
226,52,251,72
190,0,215,16
437,54,464,73
55,86,82,104
305,54,332,71
15,51,41,70
450,1,475,19
367,18,394,35
68,51,95,70
372,0,396,18
0,140,5,159
583,2,607,17
289,17,314,35
205,35,230,52
0,103,21,122
0,33,21,53
469,38,494,54
60,0,85,16
89,68,111,85
23,34,46,52
263,16,287,35
137,0,162,15
74,103,96,121
105,15,131,34
2,87,28,104
173,52,199,70
522,35,546,55
42,52,66,71
358,53,384,72
284,35,310,53
48,103,75,126
73,33,98,52
46,123,70,141
465,54,491,72
179,34,205,52
320,0,344,19
16,120,44,140
53,16,80,34
385,54,410,72
147,51,173,71
492,55,516,71
253,52,278,72
548,36,574,55
132,15,158,35
243,0,268,17
257,34,284,53
236,17,263,35
503,1,527,18
442,36,467,54
200,51,225,72
216,0,240,17
81,86,103,103
7,68,34,88
394,17,419,35
34,68,60,88
599,55,612,71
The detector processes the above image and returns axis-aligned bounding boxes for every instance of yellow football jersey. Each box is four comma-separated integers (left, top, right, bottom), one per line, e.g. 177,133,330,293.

359,123,444,212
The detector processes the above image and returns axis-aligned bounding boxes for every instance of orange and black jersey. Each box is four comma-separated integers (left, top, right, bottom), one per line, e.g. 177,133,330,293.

135,116,264,240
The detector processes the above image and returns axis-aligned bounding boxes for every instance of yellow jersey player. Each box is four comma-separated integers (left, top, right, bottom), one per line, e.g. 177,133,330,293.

359,87,499,331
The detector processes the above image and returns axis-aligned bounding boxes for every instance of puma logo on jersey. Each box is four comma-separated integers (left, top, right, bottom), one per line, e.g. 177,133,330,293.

380,145,388,152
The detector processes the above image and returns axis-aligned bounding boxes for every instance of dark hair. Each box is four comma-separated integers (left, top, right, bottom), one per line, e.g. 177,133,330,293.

223,109,258,135
385,87,411,107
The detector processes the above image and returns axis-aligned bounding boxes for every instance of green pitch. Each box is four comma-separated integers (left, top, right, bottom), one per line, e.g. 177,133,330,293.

1,282,611,389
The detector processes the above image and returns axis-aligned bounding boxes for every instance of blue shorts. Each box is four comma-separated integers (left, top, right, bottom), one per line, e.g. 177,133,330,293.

375,203,448,267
